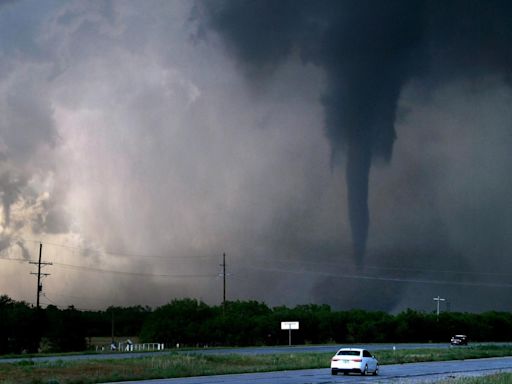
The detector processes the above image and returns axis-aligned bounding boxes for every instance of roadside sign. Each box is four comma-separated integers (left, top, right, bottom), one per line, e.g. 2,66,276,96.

281,321,299,346
281,321,299,330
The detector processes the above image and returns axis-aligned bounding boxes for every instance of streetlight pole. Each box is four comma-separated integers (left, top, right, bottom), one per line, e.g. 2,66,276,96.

433,296,446,320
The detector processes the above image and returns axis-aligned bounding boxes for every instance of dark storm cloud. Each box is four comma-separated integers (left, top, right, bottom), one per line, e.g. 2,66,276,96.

426,0,512,82
198,0,512,267
0,0,16,7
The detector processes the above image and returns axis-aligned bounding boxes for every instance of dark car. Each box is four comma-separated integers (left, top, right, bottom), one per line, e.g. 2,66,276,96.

450,334,468,345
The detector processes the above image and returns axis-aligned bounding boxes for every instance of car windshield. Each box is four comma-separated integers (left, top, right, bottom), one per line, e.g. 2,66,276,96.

337,350,361,356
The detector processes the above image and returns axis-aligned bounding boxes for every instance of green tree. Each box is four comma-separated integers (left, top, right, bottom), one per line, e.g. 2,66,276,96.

219,301,272,346
394,309,436,342
44,305,86,352
140,299,212,346
0,296,40,353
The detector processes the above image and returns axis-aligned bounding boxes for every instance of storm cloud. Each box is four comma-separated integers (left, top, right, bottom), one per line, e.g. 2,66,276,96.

0,0,511,312
198,0,512,268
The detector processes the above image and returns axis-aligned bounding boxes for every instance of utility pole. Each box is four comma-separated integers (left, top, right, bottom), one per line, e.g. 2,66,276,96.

433,296,446,320
29,243,52,309
220,253,226,314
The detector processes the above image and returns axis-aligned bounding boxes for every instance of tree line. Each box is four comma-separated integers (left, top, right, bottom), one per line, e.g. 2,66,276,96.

1,295,512,354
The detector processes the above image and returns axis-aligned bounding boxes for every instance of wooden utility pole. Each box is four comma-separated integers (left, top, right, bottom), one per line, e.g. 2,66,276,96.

221,253,226,314
29,243,52,309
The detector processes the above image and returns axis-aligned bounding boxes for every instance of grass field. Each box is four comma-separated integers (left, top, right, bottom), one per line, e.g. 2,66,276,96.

0,345,511,383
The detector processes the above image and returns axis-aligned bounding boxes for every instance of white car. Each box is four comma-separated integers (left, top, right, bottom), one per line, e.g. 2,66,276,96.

330,348,379,376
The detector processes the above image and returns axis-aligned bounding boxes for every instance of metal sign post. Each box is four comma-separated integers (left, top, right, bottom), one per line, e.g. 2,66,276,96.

281,321,299,346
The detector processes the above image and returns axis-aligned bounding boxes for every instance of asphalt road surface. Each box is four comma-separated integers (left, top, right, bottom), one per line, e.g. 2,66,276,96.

0,343,457,364
106,356,512,384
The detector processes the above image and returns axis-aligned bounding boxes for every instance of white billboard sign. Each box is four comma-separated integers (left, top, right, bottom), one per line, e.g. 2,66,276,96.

281,321,299,330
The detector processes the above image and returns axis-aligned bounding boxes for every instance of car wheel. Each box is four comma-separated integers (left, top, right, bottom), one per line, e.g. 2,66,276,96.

331,369,337,376
361,364,368,376
373,364,379,376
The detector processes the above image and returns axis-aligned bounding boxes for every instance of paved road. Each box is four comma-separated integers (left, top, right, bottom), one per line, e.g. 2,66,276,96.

105,356,512,384
0,343,461,364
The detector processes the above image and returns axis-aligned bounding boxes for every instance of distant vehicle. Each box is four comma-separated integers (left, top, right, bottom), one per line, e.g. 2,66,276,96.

330,348,379,376
450,334,468,345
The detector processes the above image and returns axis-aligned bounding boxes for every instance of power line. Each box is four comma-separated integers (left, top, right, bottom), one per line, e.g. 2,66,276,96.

6,239,512,288
264,257,512,278
41,292,59,307
52,261,217,278
15,239,512,279
242,265,512,289
0,246,222,279
5,250,512,280
5,247,512,288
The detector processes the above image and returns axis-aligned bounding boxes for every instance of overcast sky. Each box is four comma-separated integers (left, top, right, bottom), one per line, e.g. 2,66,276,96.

1,0,511,313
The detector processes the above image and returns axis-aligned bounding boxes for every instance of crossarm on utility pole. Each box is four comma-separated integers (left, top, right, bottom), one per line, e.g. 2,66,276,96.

433,296,446,320
29,243,52,309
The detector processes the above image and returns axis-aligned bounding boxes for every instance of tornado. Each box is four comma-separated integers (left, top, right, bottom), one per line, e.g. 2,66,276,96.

199,0,424,264
198,0,512,265
346,138,371,266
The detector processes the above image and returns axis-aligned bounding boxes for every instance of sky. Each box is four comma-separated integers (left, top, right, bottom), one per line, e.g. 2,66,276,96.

1,0,512,313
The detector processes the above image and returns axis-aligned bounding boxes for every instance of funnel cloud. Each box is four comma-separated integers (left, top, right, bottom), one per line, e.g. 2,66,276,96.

199,0,512,267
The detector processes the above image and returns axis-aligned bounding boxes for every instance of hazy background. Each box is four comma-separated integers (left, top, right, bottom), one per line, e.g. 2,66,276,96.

1,0,511,313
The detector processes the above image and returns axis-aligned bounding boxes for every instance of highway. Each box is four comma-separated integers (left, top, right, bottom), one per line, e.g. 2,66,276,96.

106,356,512,384
0,343,454,364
